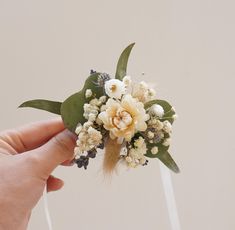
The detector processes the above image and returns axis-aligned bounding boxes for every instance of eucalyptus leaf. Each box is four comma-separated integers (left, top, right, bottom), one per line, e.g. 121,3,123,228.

157,151,180,173
60,91,85,131
145,142,179,173
19,99,62,115
60,73,104,132
145,99,176,124
145,142,169,158
115,43,135,80
83,73,104,98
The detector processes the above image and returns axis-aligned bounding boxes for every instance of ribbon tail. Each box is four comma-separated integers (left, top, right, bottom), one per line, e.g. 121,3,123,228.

159,162,181,230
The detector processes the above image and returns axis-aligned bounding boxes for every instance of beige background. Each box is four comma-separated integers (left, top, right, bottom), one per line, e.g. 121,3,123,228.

0,0,235,229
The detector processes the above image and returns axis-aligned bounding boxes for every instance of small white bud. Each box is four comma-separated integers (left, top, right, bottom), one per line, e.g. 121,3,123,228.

139,81,148,89
75,124,82,135
147,131,155,139
123,75,132,86
83,103,90,111
148,88,156,97
90,98,99,106
99,95,107,103
155,120,164,130
151,146,159,155
129,162,137,168
150,118,157,125
163,120,172,133
163,138,171,146
173,114,178,121
88,113,96,122
150,104,165,118
85,89,92,98
126,156,132,163
83,121,93,129
134,137,145,148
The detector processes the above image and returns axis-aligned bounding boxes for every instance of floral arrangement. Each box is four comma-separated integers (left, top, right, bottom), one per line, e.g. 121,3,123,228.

20,43,179,173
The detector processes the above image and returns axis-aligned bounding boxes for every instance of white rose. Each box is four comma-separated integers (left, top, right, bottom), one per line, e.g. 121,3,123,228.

104,79,126,99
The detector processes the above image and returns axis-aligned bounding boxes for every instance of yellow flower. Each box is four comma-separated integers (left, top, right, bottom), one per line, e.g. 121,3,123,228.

98,94,149,142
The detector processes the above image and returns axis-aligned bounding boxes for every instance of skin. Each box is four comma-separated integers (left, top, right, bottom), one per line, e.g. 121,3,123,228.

0,119,76,230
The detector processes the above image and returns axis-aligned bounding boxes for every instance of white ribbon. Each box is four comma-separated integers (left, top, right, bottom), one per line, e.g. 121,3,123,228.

43,186,53,230
159,162,181,230
43,165,180,230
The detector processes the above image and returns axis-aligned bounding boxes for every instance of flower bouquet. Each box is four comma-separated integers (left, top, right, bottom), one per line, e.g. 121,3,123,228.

20,43,179,173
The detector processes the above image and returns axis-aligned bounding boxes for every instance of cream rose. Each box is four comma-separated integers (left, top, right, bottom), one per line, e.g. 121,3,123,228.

98,94,149,142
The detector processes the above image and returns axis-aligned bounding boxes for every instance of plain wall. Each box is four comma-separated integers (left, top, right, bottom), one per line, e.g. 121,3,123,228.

0,0,235,229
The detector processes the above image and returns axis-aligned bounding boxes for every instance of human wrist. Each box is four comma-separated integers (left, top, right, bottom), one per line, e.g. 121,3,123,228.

0,196,29,230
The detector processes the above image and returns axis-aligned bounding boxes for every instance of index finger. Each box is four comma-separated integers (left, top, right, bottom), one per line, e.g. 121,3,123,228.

0,118,65,153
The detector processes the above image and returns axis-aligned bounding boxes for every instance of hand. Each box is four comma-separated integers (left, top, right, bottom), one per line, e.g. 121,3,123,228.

0,119,76,230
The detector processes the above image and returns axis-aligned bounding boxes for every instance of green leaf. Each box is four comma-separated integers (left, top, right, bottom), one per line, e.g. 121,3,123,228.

158,151,180,173
145,142,180,173
60,91,85,131
60,73,104,132
145,99,176,124
115,43,135,80
145,141,170,159
19,100,62,115
83,73,104,98
145,145,179,174
144,100,179,173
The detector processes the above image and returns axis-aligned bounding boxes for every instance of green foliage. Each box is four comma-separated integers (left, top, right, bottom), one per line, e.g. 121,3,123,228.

19,100,62,115
157,151,180,173
60,73,104,132
144,99,179,173
145,99,176,124
145,143,169,158
115,43,135,80
145,142,179,173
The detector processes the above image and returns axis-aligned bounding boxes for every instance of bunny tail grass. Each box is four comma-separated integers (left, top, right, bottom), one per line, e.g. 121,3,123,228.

103,137,122,174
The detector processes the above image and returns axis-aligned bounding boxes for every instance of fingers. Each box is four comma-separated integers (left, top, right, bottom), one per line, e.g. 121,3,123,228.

61,159,75,166
47,175,64,192
0,118,65,154
31,129,76,175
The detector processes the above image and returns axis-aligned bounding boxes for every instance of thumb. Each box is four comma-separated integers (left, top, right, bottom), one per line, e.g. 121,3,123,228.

30,129,77,175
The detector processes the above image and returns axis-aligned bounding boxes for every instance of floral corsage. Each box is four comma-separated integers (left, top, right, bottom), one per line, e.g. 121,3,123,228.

20,43,179,173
